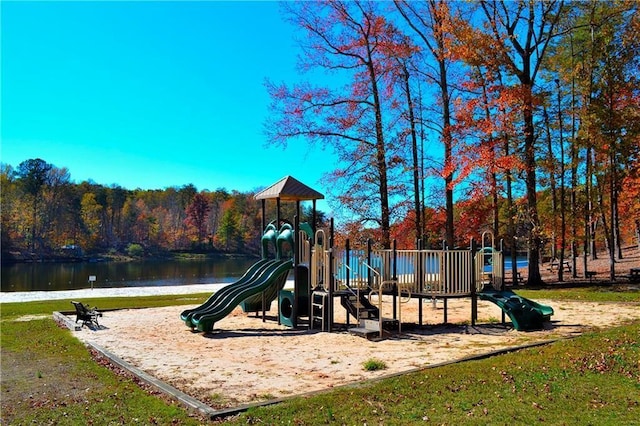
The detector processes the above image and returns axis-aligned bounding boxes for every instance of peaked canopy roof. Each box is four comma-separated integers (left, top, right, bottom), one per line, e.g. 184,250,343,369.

254,175,324,202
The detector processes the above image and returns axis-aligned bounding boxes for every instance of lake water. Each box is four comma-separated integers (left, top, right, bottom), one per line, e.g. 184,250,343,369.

1,257,258,292
1,254,529,293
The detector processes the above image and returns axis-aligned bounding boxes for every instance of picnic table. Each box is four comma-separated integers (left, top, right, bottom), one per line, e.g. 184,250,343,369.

504,271,524,286
548,260,572,272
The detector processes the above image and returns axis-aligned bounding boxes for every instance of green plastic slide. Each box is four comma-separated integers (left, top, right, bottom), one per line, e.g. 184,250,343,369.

478,288,554,331
191,259,293,332
180,258,272,328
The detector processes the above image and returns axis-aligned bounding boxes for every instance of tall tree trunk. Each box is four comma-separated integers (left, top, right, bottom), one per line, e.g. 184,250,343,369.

595,169,614,280
368,55,391,249
608,146,616,280
557,79,567,283
543,106,558,264
394,0,455,248
589,148,598,261
439,58,454,249
523,83,543,286
401,63,422,242
583,146,591,277
505,137,518,286
570,39,578,277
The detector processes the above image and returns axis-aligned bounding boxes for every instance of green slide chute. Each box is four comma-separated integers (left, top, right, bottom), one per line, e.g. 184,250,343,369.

478,288,554,331
190,259,293,332
180,258,272,328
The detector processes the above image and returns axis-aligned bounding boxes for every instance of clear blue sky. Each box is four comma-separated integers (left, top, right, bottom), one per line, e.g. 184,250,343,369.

1,1,334,210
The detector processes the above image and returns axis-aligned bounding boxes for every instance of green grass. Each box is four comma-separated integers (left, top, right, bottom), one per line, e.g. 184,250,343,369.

517,286,640,303
1,287,638,424
233,322,640,425
362,358,387,371
0,293,211,321
1,294,212,425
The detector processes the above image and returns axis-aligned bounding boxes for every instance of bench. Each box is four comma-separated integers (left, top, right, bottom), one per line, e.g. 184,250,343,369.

630,268,640,284
585,271,597,282
505,271,524,286
71,301,102,328
548,260,572,272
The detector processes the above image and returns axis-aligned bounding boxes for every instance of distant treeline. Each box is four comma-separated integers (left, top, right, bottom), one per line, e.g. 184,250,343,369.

0,158,325,261
1,157,638,265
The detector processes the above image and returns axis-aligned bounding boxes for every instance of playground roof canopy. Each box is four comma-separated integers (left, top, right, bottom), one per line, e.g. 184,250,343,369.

254,175,324,202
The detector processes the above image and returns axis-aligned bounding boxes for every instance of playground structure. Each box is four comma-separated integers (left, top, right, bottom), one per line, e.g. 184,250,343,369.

181,176,553,335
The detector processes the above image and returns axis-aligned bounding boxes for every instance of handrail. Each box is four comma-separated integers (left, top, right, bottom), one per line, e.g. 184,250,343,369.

338,262,362,323
362,261,385,338
397,284,411,333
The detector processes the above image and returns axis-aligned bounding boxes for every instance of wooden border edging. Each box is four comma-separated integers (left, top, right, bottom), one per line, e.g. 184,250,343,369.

56,309,564,420
88,342,218,418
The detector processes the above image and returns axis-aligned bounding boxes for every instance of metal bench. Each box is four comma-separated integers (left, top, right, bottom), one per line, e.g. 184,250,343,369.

71,301,102,328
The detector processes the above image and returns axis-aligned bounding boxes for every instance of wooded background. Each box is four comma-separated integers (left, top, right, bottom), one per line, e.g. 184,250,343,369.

2,1,638,285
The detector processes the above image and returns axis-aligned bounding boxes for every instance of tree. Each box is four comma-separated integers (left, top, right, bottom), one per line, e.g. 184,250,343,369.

15,158,53,253
266,1,413,248
80,192,103,251
185,192,211,248
475,0,565,286
553,0,640,279
216,208,240,252
394,0,458,248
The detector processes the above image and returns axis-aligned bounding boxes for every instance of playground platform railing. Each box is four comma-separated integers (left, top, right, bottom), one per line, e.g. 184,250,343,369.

328,248,503,297
301,227,507,298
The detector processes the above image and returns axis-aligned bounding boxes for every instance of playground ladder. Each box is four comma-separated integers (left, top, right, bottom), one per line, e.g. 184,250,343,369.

310,290,329,331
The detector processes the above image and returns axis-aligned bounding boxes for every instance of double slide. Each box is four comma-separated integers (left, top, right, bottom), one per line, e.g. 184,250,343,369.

181,258,293,332
478,288,554,331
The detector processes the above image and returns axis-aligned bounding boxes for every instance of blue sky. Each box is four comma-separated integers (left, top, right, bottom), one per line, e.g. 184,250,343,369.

2,1,335,210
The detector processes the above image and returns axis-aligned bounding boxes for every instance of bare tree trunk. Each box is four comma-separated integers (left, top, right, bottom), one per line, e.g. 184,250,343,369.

595,169,615,280
588,148,598,261
524,85,543,286
570,40,578,277
400,63,422,242
505,138,518,286
394,0,455,248
543,106,558,265
368,54,391,249
557,80,567,283
613,177,623,260
608,148,617,280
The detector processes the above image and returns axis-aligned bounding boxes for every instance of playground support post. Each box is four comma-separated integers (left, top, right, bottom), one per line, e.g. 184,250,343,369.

470,238,477,326
306,221,315,330
366,239,373,289
328,218,335,332
500,238,506,325
392,239,398,320
345,238,351,289
292,214,300,328
417,238,424,325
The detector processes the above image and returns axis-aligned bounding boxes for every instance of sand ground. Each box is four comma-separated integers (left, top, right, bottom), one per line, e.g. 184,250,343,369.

71,295,640,410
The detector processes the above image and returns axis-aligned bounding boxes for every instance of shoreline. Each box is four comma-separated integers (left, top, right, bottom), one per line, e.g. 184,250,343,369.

0,283,230,303
0,279,297,304
3,247,637,304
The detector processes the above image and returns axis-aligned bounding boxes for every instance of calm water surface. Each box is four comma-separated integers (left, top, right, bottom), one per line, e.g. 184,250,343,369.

1,257,258,292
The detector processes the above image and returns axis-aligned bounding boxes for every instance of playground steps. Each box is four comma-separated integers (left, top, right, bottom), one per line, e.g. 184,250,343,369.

349,317,399,340
340,293,379,321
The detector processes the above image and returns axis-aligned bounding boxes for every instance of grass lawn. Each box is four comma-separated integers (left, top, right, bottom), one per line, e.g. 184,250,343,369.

1,289,639,424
